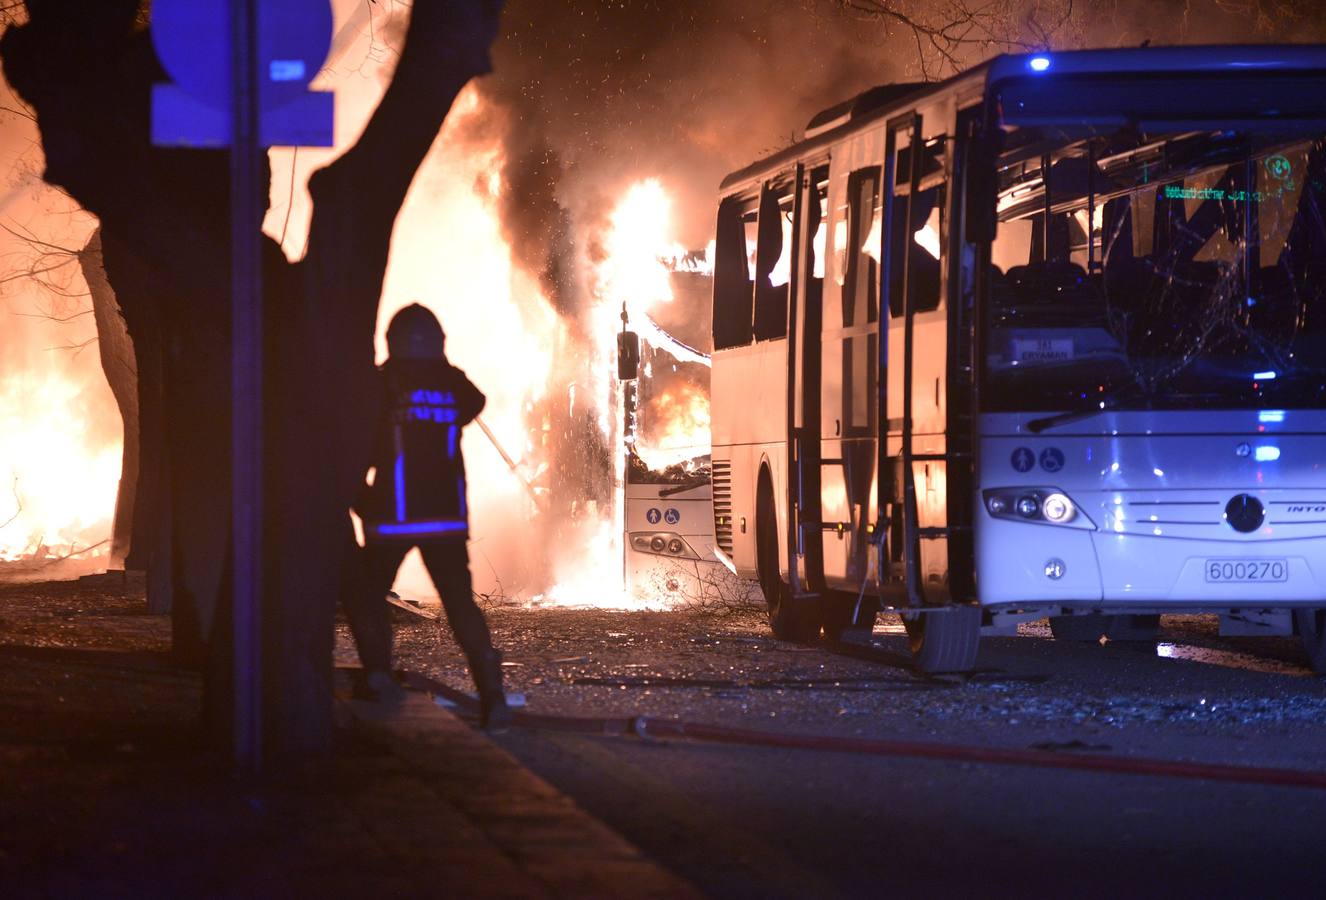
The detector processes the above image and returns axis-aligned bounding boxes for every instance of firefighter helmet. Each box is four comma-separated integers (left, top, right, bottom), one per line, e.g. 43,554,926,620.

386,303,445,360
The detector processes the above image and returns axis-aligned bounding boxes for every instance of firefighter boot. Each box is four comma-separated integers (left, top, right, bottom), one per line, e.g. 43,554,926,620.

475,649,513,733
356,668,406,705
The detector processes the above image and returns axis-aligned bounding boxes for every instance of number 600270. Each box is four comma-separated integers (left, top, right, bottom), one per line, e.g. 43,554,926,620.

1205,559,1287,582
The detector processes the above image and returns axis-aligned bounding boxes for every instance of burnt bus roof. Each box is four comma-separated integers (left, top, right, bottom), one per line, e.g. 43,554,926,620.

718,44,1326,194
717,65,985,192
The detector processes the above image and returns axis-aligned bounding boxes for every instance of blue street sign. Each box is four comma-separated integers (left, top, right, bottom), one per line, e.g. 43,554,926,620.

151,0,334,147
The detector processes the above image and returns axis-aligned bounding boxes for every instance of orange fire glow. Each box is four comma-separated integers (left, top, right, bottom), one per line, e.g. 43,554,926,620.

0,4,714,609
0,363,120,562
636,382,711,472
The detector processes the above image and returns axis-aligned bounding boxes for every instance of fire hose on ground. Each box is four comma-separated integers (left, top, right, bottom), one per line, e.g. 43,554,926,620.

474,414,546,511
391,668,1326,793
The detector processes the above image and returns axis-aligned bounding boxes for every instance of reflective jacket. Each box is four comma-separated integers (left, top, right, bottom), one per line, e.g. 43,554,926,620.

359,357,485,543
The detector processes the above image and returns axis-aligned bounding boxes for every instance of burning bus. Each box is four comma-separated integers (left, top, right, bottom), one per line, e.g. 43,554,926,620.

618,258,738,607
708,46,1326,672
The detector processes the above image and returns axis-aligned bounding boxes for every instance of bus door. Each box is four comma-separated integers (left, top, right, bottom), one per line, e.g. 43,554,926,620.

787,163,830,593
820,141,885,591
884,113,952,604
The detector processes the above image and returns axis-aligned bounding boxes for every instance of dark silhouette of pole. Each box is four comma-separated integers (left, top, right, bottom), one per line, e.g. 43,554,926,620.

230,0,263,772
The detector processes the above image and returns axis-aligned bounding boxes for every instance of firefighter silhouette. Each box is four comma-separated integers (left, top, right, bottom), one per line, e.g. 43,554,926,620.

343,304,511,730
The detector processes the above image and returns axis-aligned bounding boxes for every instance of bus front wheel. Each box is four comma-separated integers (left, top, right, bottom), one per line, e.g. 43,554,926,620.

903,605,981,673
1295,609,1326,674
757,476,817,642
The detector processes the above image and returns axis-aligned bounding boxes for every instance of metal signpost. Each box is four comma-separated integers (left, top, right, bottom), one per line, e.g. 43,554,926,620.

229,0,264,775
151,0,334,771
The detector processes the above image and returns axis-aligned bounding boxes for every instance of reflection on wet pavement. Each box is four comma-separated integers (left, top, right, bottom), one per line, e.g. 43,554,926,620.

1155,641,1314,678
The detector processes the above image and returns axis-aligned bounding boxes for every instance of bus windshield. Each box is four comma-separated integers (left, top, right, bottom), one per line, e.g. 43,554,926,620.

983,129,1326,413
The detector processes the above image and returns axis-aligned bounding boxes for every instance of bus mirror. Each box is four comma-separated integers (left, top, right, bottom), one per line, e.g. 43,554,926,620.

617,330,640,381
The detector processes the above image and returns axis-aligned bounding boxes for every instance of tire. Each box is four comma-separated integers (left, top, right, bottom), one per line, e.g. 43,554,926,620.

1295,608,1326,674
821,590,878,643
757,473,817,642
1049,614,1160,643
903,605,981,673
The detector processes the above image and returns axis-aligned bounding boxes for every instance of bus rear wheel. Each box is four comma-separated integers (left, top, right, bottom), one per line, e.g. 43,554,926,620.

1295,609,1326,674
903,605,981,673
757,476,817,642
1049,614,1159,643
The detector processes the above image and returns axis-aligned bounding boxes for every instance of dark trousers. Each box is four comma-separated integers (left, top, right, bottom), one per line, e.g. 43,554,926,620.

342,538,497,683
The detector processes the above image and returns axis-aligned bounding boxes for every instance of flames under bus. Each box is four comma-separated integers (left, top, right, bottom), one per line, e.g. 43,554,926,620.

708,45,1326,672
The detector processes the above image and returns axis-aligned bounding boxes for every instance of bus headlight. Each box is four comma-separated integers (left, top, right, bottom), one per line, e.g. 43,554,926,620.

983,488,1093,529
629,532,700,558
1041,492,1074,523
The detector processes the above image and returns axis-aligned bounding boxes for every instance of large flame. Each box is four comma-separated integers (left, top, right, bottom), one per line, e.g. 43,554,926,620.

0,125,112,565
530,178,713,609
637,382,711,471
0,363,119,561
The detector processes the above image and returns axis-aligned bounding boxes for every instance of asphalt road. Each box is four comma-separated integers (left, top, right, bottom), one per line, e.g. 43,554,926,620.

375,606,1326,898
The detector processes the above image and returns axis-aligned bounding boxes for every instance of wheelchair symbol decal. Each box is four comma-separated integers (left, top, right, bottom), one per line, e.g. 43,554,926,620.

1039,447,1065,473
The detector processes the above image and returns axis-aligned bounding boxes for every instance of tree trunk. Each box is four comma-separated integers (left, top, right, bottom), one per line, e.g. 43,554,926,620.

80,228,139,571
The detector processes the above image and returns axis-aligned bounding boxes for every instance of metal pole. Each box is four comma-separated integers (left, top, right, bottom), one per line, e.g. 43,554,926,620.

230,0,264,772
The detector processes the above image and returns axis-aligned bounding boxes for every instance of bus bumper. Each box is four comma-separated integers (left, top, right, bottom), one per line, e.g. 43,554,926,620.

977,519,1326,608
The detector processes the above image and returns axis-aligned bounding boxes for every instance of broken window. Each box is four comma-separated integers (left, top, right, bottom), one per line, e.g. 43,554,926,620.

888,134,947,317
754,181,794,341
712,194,756,350
811,174,828,281
984,128,1326,412
843,168,881,328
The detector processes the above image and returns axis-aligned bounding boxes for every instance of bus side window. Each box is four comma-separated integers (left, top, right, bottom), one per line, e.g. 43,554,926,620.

754,182,793,341
843,168,881,328
808,170,829,303
713,194,756,350
888,136,947,317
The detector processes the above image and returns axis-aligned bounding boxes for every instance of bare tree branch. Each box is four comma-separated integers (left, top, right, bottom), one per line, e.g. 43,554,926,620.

14,302,92,321
42,538,109,562
831,0,1078,78
44,335,97,355
0,219,79,255
0,477,20,532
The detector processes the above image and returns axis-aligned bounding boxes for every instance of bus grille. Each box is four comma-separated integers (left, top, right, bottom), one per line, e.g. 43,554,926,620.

711,459,734,556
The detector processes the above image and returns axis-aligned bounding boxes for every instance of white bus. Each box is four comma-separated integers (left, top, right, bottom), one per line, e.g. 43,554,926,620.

708,45,1326,672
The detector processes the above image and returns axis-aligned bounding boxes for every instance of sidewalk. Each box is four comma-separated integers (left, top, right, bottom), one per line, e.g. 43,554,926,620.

0,577,698,899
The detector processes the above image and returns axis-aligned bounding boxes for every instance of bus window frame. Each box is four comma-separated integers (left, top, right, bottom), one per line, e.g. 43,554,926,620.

843,167,883,330
754,178,796,342
888,129,950,319
711,192,758,351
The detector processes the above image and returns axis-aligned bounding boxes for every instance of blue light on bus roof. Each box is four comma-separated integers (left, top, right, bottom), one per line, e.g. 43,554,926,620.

1028,56,1052,72
1253,370,1277,380
374,520,467,536
1254,446,1281,462
1259,410,1286,424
